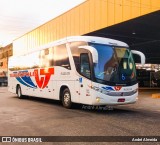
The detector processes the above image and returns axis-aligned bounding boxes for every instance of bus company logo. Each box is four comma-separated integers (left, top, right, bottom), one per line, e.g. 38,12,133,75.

102,86,122,91
10,68,54,89
114,86,122,91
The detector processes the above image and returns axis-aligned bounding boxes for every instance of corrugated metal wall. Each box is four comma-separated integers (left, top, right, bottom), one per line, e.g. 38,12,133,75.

13,0,160,55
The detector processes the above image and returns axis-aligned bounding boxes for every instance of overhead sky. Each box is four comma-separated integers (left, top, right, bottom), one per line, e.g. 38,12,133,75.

0,0,85,47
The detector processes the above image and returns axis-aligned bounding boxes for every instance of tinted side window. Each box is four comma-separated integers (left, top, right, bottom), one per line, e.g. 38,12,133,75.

80,53,91,79
29,51,40,69
70,41,88,73
40,47,54,68
54,44,70,69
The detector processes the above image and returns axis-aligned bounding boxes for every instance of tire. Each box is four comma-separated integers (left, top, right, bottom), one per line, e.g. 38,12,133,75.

17,85,24,99
62,88,72,109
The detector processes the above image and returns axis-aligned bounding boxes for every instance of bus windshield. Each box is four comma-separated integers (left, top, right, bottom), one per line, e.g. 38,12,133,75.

89,43,136,85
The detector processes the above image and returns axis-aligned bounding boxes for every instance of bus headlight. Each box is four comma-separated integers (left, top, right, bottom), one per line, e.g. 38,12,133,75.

96,97,100,102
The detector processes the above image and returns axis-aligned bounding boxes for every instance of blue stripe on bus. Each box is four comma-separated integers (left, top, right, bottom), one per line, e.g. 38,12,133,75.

102,86,115,91
16,77,35,88
14,70,37,88
21,76,37,88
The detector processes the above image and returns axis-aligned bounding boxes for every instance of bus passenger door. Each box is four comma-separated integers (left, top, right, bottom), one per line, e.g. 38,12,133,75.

79,53,92,105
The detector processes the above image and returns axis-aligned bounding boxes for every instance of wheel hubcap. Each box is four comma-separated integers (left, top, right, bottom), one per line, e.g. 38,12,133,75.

18,88,21,97
64,92,70,105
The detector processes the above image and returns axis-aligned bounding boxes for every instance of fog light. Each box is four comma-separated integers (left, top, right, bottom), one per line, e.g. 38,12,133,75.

96,97,100,102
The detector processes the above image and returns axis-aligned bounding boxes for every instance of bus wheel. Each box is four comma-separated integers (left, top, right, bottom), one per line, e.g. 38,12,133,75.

17,85,23,99
62,88,72,109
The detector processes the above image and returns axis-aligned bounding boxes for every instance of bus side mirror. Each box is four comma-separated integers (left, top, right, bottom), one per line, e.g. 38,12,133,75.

131,50,145,65
78,46,98,63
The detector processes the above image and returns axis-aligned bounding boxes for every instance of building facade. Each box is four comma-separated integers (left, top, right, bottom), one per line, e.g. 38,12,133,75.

0,44,13,85
12,0,160,55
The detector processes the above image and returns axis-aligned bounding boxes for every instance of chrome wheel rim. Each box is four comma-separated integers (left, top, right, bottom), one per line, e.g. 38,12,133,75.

18,88,21,97
64,92,70,105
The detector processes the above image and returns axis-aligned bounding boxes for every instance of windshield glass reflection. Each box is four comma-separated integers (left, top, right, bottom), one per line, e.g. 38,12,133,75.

89,43,136,84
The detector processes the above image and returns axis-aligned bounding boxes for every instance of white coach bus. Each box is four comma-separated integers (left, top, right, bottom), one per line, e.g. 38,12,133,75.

8,36,145,108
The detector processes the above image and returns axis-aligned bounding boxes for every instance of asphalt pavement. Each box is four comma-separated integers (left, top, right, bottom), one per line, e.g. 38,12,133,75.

0,87,159,145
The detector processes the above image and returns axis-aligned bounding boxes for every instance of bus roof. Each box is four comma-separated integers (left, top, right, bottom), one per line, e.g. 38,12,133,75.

12,36,129,57
66,36,128,47
37,36,128,50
